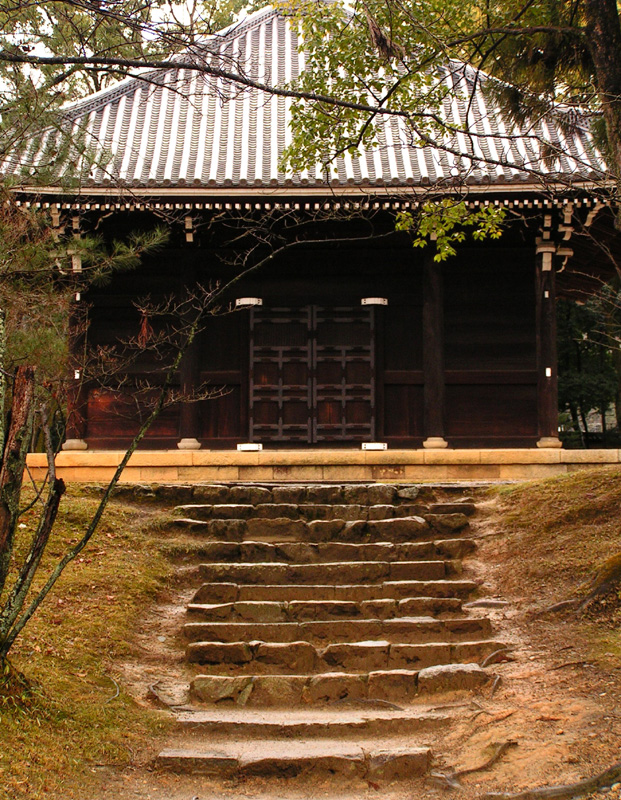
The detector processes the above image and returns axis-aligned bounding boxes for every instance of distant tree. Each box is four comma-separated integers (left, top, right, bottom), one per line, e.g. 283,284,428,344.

557,297,618,444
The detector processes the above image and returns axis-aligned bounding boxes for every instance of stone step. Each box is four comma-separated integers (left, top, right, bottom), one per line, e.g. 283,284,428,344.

176,501,477,523
179,538,475,564
189,663,492,706
173,705,454,738
175,502,434,521
183,616,492,644
171,514,470,542
186,637,502,673
157,738,431,780
196,560,450,585
186,595,464,622
192,578,480,604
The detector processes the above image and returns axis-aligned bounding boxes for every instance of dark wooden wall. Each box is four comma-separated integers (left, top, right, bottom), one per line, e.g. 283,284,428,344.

83,223,538,449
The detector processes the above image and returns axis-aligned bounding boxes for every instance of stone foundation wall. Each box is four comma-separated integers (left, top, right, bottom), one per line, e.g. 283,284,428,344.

24,449,621,483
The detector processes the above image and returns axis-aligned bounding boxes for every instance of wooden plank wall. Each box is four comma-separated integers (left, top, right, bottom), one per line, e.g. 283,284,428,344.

82,239,538,449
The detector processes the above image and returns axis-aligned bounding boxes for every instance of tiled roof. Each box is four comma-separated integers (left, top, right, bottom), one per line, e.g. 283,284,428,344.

1,6,607,191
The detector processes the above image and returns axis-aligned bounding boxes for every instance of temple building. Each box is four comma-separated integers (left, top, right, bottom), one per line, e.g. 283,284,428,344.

3,6,616,455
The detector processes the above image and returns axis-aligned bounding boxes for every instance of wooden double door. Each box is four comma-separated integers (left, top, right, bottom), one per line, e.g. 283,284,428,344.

249,305,376,444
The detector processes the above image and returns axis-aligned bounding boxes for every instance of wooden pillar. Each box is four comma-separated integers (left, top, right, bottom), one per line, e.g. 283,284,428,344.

177,339,201,450
177,264,201,450
422,248,448,449
62,276,88,451
535,241,562,448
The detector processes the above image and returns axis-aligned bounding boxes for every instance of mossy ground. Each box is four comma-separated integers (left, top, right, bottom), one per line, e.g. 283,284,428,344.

0,487,175,800
487,465,621,666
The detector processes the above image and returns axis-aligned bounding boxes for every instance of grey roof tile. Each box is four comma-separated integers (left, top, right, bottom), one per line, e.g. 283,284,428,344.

1,6,607,190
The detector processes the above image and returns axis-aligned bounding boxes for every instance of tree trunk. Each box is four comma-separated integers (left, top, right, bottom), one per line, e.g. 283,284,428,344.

0,367,35,595
584,0,621,232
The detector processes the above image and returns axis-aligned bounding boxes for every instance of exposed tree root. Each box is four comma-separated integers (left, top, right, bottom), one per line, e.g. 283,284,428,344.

480,760,621,800
430,740,518,790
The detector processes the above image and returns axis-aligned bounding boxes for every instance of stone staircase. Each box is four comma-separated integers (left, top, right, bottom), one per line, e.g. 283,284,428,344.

155,482,504,783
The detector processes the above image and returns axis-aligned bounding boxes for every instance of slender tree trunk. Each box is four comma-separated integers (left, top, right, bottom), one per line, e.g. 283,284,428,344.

580,407,591,447
0,309,5,456
584,0,621,231
0,367,35,595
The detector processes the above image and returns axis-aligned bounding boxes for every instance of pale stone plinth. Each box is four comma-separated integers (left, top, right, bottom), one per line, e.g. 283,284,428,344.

177,438,202,451
422,437,449,449
536,437,563,449
62,438,88,451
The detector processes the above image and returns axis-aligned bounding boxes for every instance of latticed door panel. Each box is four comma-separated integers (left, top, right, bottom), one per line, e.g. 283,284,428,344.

313,306,375,442
250,307,312,442
249,305,375,444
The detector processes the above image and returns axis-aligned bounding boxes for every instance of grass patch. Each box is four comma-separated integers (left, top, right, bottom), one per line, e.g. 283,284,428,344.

0,486,175,800
490,465,621,643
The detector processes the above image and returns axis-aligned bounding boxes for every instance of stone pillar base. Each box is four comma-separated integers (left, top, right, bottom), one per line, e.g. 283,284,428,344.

62,438,88,451
177,437,202,451
536,436,563,449
422,437,449,449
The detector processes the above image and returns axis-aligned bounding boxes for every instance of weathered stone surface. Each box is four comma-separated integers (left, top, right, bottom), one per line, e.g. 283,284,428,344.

398,596,462,615
187,641,253,665
368,517,429,542
384,579,478,599
434,538,476,559
367,504,396,520
240,753,361,779
191,485,231,504
396,486,420,502
234,601,287,622
201,519,246,541
271,485,307,504
191,675,253,704
417,663,490,693
300,619,384,641
189,504,250,519
304,485,344,504
389,643,451,670
360,599,397,619
157,485,194,504
191,542,240,561
287,600,360,621
192,582,238,604
321,640,390,671
367,748,431,781
250,676,307,706
198,563,287,585
367,485,398,505
255,641,317,672
393,503,430,517
341,520,369,542
187,602,235,621
368,670,419,702
451,639,505,663
382,617,443,641
185,621,298,643
425,513,470,534
303,673,367,704
443,617,492,638
255,503,300,519
245,518,307,541
463,598,510,609
306,519,347,542
228,486,272,505
237,541,277,562
392,542,436,560
389,560,446,582
430,502,477,516
156,749,239,776
274,543,319,563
